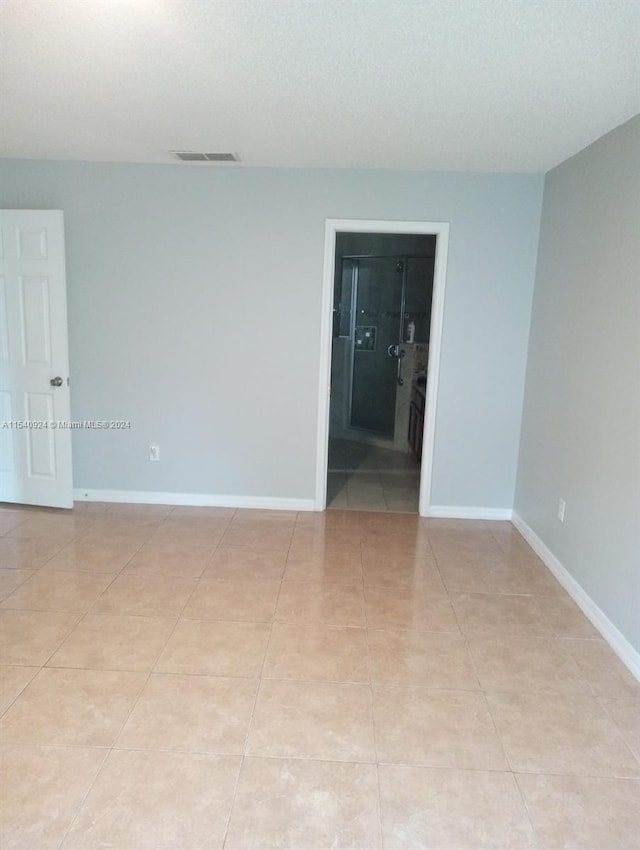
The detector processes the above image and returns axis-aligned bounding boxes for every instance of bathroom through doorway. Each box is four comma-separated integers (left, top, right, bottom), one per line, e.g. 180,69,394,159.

328,232,435,512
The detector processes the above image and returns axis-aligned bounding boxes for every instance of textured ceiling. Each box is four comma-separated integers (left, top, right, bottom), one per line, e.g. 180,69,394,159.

1,0,638,172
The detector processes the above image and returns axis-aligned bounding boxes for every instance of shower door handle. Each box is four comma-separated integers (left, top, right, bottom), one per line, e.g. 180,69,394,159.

387,344,406,386
396,348,406,386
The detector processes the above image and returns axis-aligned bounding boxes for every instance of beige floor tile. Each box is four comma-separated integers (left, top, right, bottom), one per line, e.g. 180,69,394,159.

0,568,34,601
48,613,176,671
361,549,441,588
276,580,366,627
152,516,230,539
361,535,432,559
117,673,258,753
289,525,362,552
183,578,280,622
0,512,28,533
81,517,155,534
60,749,240,850
436,554,565,596
517,773,640,850
122,541,214,578
509,562,567,596
599,698,640,760
559,638,640,698
487,690,640,777
225,757,381,850
294,509,362,528
360,513,424,532
0,745,107,850
488,521,526,547
1,571,115,613
368,628,478,688
432,531,534,559
7,515,90,541
466,633,591,694
0,665,39,714
68,501,113,516
379,764,536,850
498,537,546,562
233,509,298,524
147,526,226,547
451,592,552,636
1,667,146,747
0,609,80,665
263,623,370,683
221,522,294,551
432,557,490,593
90,574,196,617
247,679,375,762
283,548,363,584
373,685,508,770
203,546,286,581
79,522,156,546
167,505,235,521
497,538,545,561
536,594,600,638
5,504,634,849
41,539,140,574
156,619,270,676
106,503,173,521
347,490,387,510
0,506,32,518
365,585,457,632
0,537,66,569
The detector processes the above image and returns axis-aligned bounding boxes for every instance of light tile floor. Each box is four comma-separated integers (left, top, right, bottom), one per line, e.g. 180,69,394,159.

328,438,421,512
1,503,639,849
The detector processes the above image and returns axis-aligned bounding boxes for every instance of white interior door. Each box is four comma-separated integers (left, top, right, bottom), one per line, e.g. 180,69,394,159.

0,210,73,508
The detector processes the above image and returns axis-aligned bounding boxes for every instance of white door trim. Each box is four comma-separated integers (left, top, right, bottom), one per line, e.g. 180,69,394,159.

315,218,450,515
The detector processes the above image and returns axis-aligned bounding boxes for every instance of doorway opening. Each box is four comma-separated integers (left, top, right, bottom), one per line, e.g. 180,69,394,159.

315,220,449,515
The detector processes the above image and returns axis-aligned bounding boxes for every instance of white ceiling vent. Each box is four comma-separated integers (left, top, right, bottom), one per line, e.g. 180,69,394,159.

173,151,239,162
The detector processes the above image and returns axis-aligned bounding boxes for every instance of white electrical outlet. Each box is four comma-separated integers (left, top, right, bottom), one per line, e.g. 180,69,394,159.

149,444,160,462
558,498,566,522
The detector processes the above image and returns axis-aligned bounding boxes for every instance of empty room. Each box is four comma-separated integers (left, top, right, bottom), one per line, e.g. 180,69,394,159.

0,1,639,848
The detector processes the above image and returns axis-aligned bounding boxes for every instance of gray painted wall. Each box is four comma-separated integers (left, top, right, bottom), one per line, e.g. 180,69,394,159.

515,116,640,652
0,162,542,506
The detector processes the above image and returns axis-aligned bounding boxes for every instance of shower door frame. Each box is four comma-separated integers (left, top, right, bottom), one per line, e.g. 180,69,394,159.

343,254,406,439
315,219,450,515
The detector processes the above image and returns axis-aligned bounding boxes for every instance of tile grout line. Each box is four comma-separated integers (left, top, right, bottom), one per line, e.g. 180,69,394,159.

359,520,386,850
50,510,168,848
512,772,544,850
219,521,292,849
435,571,542,848
53,746,112,850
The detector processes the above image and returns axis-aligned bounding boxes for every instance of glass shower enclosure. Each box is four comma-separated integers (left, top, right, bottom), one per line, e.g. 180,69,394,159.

336,254,432,439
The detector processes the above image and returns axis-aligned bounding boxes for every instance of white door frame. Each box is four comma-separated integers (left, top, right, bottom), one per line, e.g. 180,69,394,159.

315,218,450,515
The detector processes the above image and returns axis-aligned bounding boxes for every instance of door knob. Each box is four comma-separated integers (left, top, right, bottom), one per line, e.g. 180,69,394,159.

50,376,64,387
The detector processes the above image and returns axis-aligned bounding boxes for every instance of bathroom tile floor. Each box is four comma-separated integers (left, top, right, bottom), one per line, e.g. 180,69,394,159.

1,502,639,849
328,438,421,512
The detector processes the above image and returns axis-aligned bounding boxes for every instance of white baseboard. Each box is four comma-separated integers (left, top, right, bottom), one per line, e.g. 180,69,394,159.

425,506,514,521
73,489,316,512
512,512,640,683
